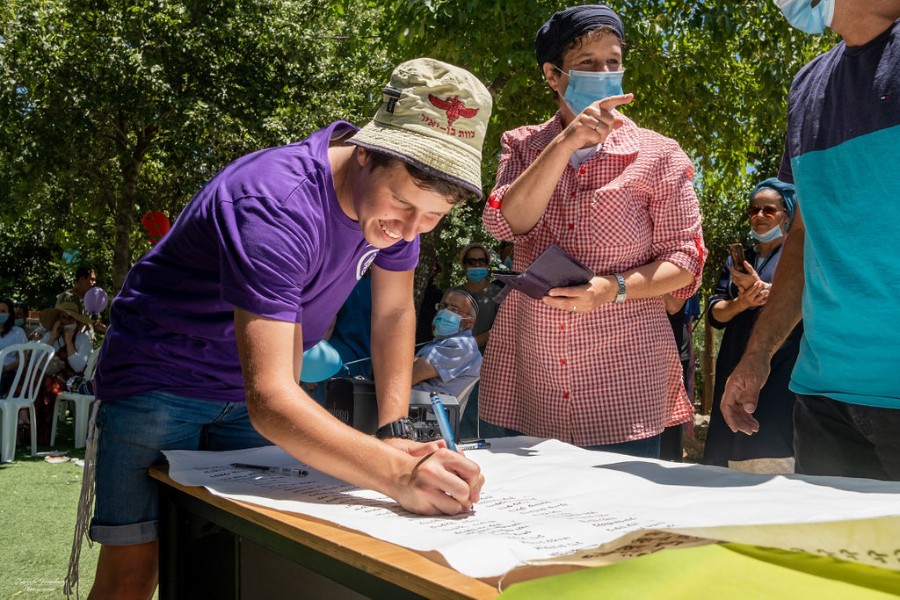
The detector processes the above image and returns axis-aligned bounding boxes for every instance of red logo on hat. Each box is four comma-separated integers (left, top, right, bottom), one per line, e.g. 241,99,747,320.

428,95,480,130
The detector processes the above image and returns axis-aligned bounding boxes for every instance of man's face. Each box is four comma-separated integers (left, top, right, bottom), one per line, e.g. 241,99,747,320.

75,271,97,296
350,150,454,249
438,292,475,331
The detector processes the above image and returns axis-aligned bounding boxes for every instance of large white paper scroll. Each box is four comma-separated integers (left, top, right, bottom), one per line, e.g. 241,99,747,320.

164,437,900,578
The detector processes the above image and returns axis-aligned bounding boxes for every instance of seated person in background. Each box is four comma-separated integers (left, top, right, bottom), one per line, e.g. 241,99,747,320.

452,242,503,352
1,297,29,395
34,301,94,444
13,301,39,340
412,289,482,399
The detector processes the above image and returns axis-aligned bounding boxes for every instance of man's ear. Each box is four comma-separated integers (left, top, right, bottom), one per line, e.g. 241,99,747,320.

355,145,370,168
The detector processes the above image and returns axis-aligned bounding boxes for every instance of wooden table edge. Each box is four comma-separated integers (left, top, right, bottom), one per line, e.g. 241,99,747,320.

150,466,499,600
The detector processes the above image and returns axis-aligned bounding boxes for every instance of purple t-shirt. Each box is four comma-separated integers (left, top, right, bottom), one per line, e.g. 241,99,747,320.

95,122,419,403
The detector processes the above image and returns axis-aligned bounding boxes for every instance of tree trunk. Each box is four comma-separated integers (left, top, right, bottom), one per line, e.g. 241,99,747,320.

413,224,444,316
111,156,142,291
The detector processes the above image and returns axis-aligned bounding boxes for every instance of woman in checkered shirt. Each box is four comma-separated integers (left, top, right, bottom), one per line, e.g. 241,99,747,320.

479,5,705,458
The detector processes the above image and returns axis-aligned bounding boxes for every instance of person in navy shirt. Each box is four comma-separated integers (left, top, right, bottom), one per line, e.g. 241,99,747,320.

723,1,900,481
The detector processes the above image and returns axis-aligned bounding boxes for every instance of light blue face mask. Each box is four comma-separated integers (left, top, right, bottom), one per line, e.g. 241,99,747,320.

15,318,24,327
775,0,834,35
0,314,8,325
562,69,625,115
466,267,489,283
750,224,784,244
432,309,463,338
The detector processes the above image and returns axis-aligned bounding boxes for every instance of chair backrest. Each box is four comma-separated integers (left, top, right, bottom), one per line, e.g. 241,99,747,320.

0,342,56,406
455,377,480,419
82,346,102,382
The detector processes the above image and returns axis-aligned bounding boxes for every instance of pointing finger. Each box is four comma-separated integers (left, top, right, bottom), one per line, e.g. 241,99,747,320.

597,93,634,111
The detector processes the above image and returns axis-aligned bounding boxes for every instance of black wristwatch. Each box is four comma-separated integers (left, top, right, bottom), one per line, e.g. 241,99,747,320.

375,418,416,441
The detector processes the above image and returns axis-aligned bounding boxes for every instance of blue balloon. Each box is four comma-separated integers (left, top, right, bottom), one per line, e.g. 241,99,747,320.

300,339,344,383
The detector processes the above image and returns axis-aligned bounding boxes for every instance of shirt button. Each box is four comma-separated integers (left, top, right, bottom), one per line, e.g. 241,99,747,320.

560,358,567,366
563,392,570,399
567,223,574,230
559,324,566,331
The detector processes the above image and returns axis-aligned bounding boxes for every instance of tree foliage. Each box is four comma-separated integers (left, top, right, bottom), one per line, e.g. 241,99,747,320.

383,0,835,290
1,0,387,303
2,0,838,312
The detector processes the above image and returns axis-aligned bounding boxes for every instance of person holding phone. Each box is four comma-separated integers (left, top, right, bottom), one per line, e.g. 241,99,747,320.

703,178,801,473
480,5,705,458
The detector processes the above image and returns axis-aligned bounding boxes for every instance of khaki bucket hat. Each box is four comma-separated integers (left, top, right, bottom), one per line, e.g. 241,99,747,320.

349,58,492,199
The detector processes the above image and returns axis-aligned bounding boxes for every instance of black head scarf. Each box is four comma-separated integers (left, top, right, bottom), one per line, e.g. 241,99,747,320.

535,5,625,68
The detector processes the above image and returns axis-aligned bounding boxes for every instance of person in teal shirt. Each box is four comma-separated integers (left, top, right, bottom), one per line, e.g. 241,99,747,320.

723,0,900,480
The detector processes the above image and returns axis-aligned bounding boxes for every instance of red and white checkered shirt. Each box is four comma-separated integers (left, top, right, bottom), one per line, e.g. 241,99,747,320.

481,113,705,446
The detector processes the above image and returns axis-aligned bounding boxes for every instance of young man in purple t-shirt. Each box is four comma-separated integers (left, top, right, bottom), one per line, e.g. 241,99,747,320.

83,58,492,599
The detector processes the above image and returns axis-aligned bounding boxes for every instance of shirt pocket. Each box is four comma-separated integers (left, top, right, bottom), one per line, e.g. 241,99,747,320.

585,184,651,263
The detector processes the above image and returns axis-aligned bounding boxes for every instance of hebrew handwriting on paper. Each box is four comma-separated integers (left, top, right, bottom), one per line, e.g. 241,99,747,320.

164,439,900,579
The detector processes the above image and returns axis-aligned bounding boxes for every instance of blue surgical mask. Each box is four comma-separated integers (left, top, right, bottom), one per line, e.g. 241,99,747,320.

466,267,488,283
0,314,8,325
15,318,24,327
503,257,514,270
775,0,834,35
432,309,462,338
561,69,625,115
750,225,784,243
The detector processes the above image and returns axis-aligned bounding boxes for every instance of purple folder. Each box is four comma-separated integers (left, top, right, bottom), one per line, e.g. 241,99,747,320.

492,245,594,301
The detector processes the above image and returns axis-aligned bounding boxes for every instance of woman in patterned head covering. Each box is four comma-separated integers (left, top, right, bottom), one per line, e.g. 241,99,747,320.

703,178,802,474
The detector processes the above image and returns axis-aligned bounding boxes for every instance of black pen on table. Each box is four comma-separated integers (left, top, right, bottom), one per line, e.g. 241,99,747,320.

230,463,308,477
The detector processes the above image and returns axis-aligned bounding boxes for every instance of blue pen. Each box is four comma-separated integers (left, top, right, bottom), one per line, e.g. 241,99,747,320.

430,392,457,452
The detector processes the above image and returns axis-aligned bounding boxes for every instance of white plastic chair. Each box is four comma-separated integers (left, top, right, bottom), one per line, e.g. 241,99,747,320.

454,377,480,421
50,346,101,449
0,342,56,462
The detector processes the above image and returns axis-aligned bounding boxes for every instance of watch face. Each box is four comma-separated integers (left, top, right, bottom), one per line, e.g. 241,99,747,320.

378,418,416,440
399,418,416,441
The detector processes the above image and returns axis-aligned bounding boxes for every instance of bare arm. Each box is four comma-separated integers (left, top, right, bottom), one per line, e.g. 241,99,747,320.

710,278,769,325
721,208,806,434
544,260,695,312
411,356,439,386
499,95,633,235
663,294,687,315
368,265,416,427
235,307,483,515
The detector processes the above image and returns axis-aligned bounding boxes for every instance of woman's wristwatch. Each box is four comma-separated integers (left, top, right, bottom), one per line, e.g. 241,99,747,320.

613,273,627,303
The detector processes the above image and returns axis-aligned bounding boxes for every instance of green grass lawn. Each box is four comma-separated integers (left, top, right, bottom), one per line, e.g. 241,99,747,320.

0,416,99,599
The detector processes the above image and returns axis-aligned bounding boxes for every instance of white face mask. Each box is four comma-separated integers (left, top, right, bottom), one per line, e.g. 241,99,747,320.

749,224,784,243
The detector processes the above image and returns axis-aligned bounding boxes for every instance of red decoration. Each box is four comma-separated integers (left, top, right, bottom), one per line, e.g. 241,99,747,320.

141,211,171,244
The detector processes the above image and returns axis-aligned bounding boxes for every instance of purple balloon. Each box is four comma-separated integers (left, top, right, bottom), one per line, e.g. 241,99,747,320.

84,287,109,314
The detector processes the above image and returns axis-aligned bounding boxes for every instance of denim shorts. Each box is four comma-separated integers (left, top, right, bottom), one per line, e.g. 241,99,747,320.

89,391,271,545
